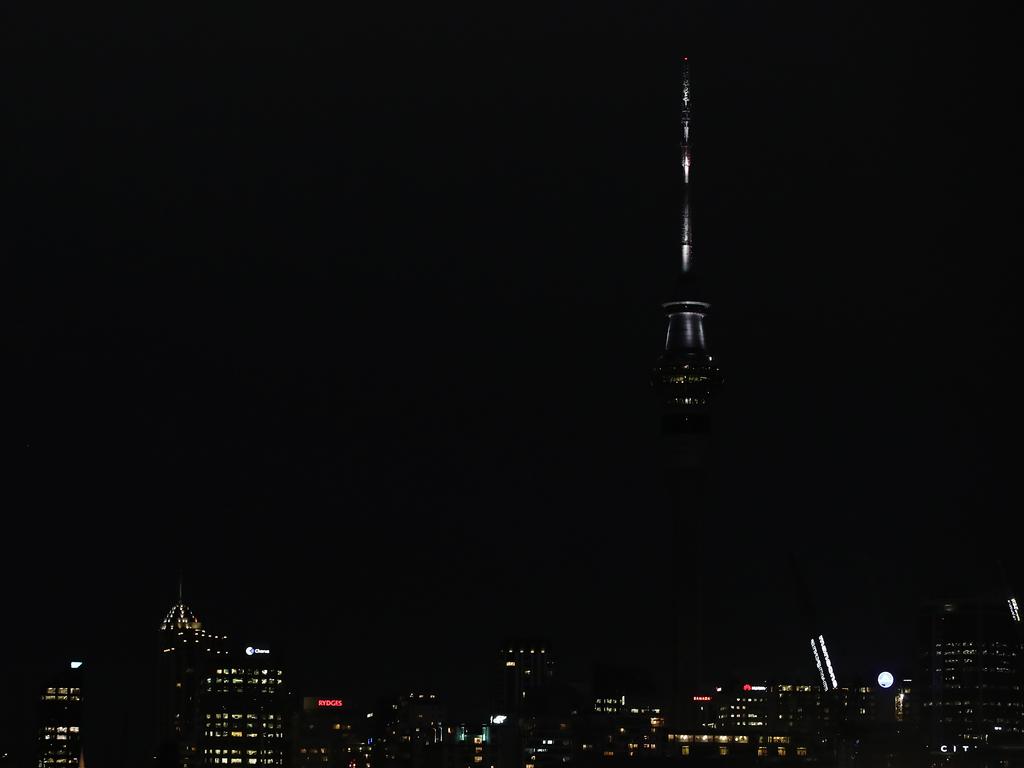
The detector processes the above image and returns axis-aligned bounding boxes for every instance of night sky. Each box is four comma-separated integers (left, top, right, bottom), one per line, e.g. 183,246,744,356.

3,2,1021,764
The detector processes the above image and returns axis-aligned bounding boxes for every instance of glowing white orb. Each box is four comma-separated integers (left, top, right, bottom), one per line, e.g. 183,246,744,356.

878,671,894,689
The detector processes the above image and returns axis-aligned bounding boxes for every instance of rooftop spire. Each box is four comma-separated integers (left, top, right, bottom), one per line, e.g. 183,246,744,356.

680,57,693,275
160,574,202,631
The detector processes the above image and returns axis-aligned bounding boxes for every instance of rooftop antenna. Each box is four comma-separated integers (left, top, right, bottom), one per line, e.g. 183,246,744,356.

680,55,692,274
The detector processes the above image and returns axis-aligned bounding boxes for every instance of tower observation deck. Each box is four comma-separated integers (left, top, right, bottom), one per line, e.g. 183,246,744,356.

652,57,721,418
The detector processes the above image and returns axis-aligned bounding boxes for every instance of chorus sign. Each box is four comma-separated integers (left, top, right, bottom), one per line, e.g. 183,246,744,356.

318,699,344,707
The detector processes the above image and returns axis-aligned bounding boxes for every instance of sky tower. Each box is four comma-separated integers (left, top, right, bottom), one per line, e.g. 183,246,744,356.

651,57,722,730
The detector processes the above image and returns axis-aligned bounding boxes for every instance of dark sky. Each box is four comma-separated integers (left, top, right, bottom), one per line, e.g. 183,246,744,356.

3,1,1021,764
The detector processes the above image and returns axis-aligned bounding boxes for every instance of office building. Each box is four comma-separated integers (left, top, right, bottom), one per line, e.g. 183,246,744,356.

157,590,228,767
918,598,1024,758
198,646,288,767
37,661,83,768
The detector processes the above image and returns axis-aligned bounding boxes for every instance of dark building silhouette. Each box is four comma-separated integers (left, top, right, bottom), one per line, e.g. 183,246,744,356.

516,681,582,768
156,590,228,768
197,645,288,766
499,640,555,716
293,696,369,768
650,57,722,729
831,675,917,767
372,692,445,768
36,661,83,768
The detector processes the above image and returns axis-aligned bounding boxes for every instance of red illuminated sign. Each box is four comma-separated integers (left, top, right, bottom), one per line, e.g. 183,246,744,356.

742,684,752,691
318,699,344,707
692,696,712,702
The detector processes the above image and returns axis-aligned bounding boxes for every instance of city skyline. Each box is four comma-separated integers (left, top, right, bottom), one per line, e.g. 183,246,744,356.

5,1,1022,765
21,587,1024,766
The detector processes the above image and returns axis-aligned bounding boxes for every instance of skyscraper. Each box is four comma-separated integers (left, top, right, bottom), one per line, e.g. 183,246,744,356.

37,661,83,768
499,640,554,716
157,587,228,768
198,645,288,767
918,597,1024,758
650,57,722,729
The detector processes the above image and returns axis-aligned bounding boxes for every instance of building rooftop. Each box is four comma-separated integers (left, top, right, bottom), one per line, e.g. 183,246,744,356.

160,601,202,632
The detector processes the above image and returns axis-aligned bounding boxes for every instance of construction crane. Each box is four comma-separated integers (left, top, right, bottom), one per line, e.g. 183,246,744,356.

789,552,840,691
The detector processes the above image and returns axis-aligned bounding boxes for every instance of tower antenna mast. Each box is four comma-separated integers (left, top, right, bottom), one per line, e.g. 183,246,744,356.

680,56,693,274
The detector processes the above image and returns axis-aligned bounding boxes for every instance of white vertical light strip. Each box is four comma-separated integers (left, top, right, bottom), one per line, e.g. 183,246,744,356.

680,60,692,274
819,635,839,690
811,638,828,690
1008,597,1021,623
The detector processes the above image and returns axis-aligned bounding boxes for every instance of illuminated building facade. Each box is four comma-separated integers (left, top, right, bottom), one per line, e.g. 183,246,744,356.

666,732,814,762
581,697,664,762
198,647,288,767
893,678,914,725
157,593,228,768
712,685,773,730
448,724,496,768
293,696,369,768
576,679,927,765
656,686,830,762
689,684,838,744
37,662,83,768
919,598,1024,755
650,57,722,729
